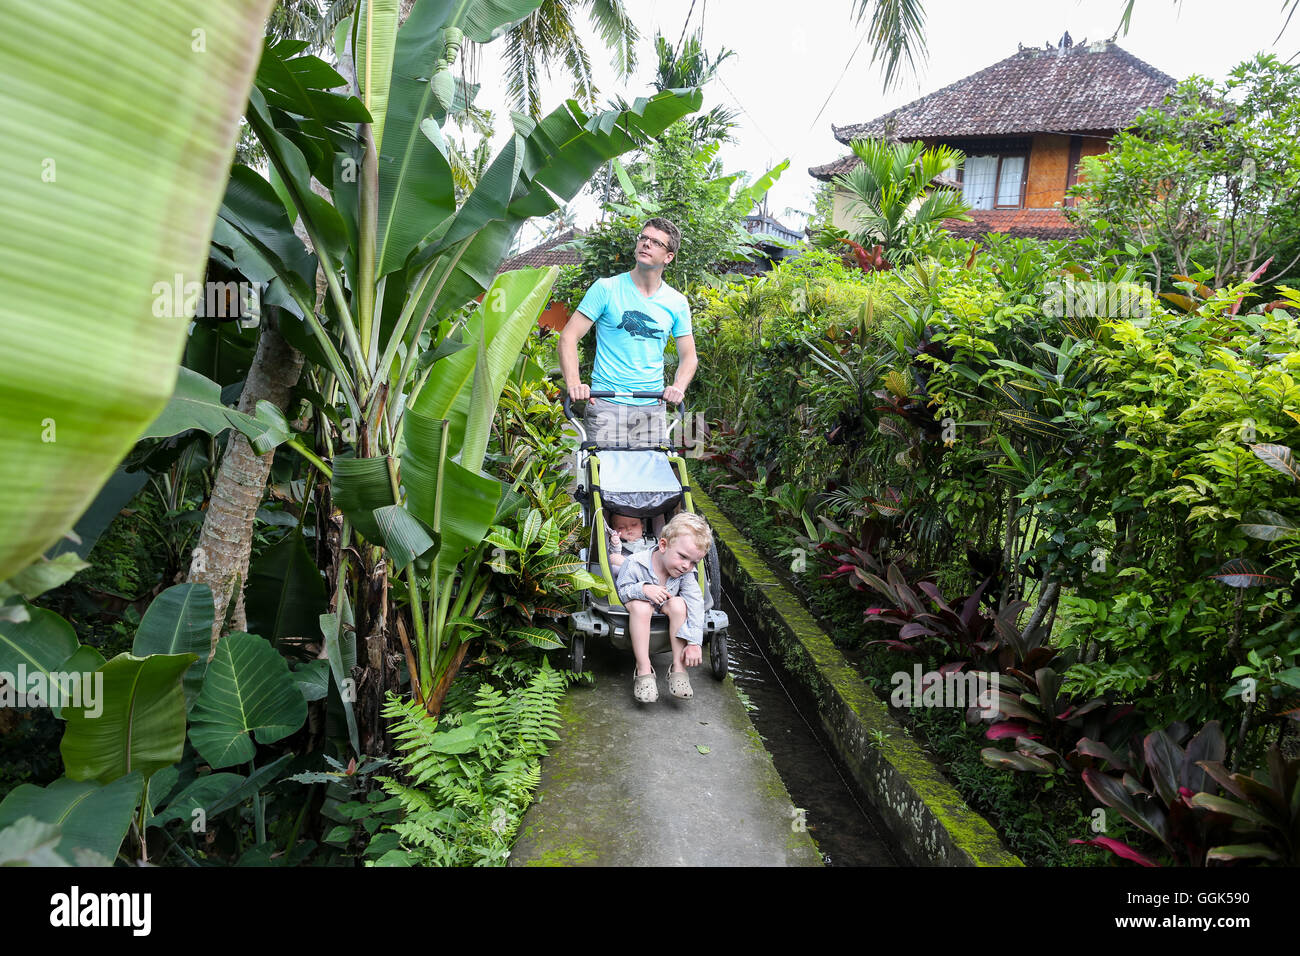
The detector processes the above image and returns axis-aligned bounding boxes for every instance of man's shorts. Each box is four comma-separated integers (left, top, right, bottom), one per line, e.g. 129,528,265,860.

584,397,668,448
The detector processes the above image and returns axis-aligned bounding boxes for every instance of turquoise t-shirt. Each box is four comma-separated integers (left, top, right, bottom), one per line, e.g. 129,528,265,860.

576,272,692,406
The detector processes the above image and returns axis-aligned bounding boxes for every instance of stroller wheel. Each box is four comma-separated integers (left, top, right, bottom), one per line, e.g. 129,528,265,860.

570,634,585,675
709,629,728,680
706,542,722,610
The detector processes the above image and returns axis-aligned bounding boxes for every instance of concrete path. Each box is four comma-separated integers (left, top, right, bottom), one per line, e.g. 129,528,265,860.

510,638,823,867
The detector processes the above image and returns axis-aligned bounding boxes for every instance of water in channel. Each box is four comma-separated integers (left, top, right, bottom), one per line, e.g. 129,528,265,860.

720,593,899,866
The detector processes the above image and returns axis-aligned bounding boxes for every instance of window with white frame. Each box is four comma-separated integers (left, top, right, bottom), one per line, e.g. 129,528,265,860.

961,154,1027,209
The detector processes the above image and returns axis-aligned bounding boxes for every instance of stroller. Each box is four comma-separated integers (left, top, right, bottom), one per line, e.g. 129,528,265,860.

562,391,729,679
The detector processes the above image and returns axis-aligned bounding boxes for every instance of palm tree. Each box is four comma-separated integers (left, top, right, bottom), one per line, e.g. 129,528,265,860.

498,0,639,118
651,29,739,147
834,137,971,263
850,0,1298,94
446,106,495,204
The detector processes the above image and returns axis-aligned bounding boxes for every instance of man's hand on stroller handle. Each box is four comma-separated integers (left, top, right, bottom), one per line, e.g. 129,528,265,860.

562,384,683,405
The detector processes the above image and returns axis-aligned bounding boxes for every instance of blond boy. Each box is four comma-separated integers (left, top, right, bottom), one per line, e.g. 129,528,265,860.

614,512,712,702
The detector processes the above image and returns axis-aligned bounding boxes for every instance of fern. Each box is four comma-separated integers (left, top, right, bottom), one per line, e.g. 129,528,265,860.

368,658,567,866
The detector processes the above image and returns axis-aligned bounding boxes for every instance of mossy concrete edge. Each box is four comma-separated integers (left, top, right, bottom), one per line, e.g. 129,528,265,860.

695,487,1023,867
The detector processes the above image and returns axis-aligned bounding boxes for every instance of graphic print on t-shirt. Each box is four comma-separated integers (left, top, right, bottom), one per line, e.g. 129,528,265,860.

616,309,661,339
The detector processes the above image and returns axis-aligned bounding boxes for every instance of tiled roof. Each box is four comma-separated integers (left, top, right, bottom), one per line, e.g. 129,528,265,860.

944,208,1077,240
498,228,584,272
833,41,1175,143
809,154,859,180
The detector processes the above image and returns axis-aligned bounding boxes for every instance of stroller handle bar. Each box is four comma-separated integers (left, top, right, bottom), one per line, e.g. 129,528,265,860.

561,390,686,424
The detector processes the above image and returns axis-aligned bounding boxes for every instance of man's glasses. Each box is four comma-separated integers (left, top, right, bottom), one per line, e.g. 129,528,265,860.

636,234,668,251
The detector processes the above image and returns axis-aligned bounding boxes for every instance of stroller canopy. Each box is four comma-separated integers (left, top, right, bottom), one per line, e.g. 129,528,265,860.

595,449,682,518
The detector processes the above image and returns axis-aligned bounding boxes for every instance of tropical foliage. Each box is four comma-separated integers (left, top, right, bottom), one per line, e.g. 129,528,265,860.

0,0,277,583
1069,53,1300,290
690,197,1300,864
0,0,702,868
830,137,972,267
556,122,788,302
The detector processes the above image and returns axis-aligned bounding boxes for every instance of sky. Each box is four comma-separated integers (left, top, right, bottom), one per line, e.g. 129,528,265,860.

465,0,1297,247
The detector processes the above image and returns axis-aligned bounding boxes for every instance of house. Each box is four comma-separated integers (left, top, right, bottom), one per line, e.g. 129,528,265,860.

809,35,1178,240
497,228,584,330
497,227,584,272
741,212,804,266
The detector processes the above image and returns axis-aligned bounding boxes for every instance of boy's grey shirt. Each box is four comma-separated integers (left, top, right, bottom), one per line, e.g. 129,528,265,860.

615,544,705,644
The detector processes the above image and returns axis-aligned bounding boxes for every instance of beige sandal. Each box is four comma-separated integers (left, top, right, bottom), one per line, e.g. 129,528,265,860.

667,666,693,699
633,667,658,703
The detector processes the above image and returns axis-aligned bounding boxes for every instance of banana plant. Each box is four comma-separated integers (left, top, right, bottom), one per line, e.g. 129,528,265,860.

0,0,277,581
215,4,701,729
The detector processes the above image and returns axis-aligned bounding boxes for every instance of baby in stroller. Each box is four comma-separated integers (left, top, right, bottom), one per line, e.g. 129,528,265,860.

606,511,654,570
615,512,713,703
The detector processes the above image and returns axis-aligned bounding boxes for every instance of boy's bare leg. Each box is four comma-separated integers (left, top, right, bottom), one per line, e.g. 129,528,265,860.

665,597,693,672
628,600,653,676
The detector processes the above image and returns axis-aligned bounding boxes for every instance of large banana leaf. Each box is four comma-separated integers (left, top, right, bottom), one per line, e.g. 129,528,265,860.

0,818,75,866
0,607,79,688
146,772,245,829
354,0,400,156
459,268,557,467
406,267,556,460
375,0,546,277
132,583,215,710
398,269,555,576
0,0,277,581
139,367,285,451
244,529,328,645
0,773,143,865
60,653,196,784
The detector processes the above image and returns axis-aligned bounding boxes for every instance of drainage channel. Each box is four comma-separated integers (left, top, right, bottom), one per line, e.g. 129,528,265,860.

720,592,899,866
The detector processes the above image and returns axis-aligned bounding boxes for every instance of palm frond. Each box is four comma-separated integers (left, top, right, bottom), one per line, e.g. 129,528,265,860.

310,0,359,54
910,188,973,229
560,17,597,112
585,0,639,78
852,0,929,91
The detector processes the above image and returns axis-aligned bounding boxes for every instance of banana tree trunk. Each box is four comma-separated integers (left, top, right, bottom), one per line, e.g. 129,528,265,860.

354,547,396,754
190,25,346,646
189,311,304,645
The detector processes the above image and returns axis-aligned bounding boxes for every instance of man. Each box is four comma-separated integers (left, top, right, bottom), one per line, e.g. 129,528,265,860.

559,218,697,447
